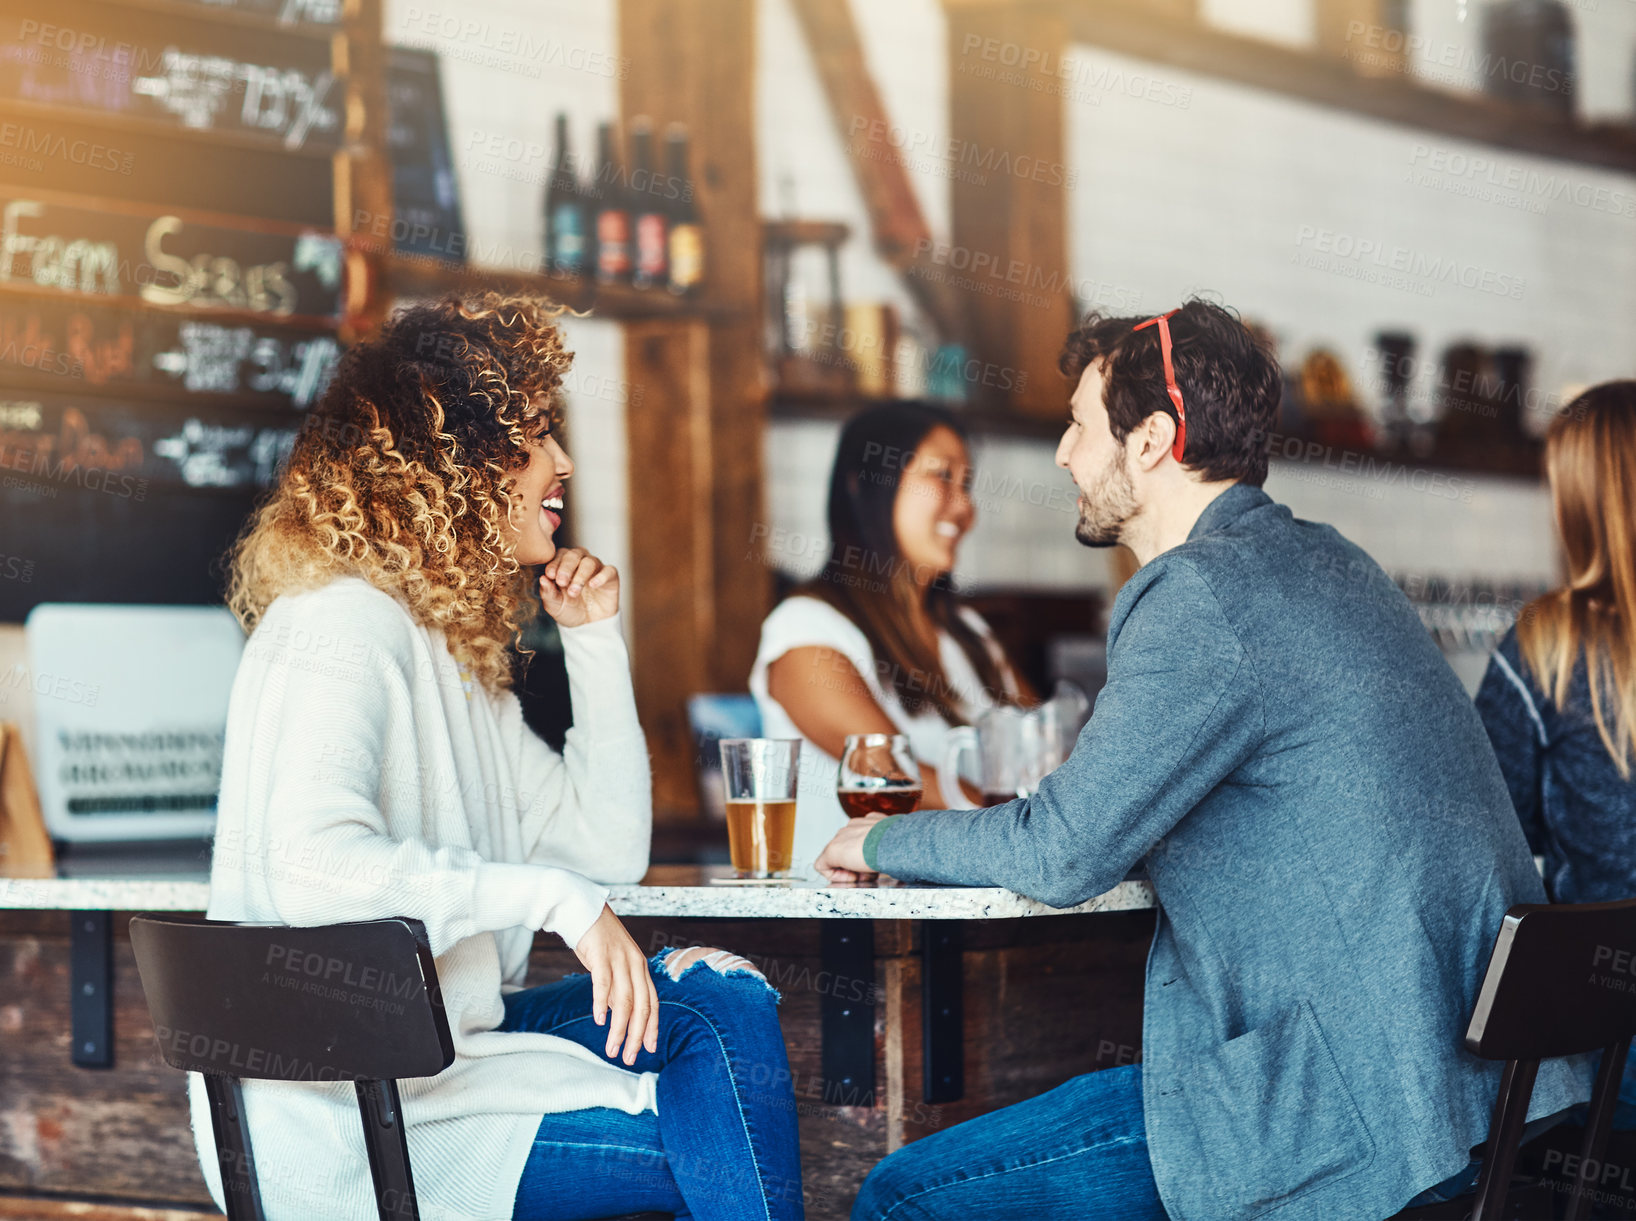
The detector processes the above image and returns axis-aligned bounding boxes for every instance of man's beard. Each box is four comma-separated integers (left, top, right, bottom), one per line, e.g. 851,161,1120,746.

1073,450,1137,548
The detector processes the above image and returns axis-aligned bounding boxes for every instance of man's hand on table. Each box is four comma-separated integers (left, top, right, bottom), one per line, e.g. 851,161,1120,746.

816,813,888,883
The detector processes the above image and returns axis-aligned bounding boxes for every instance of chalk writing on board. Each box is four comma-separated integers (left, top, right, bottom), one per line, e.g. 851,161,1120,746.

133,53,339,150
0,201,119,294
0,395,300,492
167,0,343,25
152,322,337,406
153,416,296,488
0,299,337,407
0,196,345,318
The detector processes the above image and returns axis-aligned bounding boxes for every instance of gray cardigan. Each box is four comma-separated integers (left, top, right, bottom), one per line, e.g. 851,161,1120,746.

870,483,1589,1221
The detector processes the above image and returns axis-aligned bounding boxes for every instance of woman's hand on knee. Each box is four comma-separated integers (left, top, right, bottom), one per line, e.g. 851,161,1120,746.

572,905,658,1064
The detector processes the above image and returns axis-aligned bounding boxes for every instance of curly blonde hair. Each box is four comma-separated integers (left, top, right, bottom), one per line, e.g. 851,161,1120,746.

227,293,572,693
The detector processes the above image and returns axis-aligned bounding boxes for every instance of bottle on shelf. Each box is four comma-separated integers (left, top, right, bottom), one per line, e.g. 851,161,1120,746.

543,113,589,277
592,121,633,285
630,119,669,291
666,124,705,297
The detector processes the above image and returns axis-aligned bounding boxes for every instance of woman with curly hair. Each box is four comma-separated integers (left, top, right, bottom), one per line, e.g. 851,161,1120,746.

199,294,804,1220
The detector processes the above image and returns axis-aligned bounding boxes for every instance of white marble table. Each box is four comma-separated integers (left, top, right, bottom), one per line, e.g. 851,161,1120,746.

0,863,1156,918
0,863,1156,1107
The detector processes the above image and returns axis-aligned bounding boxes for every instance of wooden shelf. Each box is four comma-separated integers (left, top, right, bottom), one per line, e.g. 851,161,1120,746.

771,393,1544,481
1065,4,1636,175
377,253,743,321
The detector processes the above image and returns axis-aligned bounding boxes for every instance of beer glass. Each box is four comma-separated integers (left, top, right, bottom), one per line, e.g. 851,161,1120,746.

836,733,922,817
718,739,801,878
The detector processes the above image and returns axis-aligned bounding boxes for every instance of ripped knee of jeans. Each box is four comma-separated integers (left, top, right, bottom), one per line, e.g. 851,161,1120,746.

660,946,777,997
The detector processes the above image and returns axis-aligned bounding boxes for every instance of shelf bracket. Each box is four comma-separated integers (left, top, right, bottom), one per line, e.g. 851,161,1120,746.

819,920,875,1106
922,919,964,1103
70,909,114,1069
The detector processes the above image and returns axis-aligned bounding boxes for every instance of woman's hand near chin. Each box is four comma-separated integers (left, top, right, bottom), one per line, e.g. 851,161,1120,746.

539,548,620,627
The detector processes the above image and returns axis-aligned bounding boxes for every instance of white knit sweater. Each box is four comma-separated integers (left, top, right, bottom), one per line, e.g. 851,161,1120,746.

187,576,656,1221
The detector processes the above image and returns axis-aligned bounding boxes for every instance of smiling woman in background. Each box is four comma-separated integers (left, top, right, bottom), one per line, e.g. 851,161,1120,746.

750,402,1031,877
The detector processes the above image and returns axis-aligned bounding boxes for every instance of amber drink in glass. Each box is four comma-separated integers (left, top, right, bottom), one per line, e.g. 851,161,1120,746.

719,738,801,878
836,733,922,818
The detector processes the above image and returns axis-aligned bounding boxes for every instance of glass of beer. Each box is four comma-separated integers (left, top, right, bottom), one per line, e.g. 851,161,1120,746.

836,733,922,818
718,739,801,879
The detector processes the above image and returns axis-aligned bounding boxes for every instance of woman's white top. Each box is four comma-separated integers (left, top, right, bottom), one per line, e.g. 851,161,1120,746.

190,576,654,1221
749,594,1014,878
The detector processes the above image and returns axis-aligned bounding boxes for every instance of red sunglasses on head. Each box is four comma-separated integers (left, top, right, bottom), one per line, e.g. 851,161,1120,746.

1132,309,1186,462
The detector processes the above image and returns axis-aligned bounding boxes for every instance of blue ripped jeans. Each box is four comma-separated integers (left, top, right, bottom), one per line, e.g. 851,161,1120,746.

850,1063,1486,1219
501,949,804,1221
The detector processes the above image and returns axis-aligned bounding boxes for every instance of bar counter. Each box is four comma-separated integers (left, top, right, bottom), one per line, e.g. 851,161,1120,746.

0,867,1157,1220
0,865,1155,918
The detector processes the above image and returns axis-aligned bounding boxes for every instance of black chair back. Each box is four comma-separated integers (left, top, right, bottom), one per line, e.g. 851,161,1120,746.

1463,898,1636,1220
130,914,454,1221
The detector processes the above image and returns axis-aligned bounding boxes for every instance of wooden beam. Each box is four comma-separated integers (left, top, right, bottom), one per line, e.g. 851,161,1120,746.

946,1,1075,418
332,0,392,341
620,0,767,822
621,319,714,817
1062,2,1636,176
787,0,968,344
945,0,1636,174
788,0,929,265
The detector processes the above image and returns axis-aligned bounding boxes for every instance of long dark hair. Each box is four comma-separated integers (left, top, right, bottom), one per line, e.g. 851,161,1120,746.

796,402,1012,724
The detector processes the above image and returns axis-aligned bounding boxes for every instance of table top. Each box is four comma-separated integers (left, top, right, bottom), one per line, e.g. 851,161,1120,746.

0,864,1156,919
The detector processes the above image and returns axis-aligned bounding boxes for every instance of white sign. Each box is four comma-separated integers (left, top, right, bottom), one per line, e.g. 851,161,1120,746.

25,604,244,842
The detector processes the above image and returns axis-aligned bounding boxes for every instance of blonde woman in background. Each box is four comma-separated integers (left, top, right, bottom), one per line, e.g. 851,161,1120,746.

1476,377,1636,1124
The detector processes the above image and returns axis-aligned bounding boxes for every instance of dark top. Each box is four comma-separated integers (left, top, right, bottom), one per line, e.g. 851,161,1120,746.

869,483,1587,1221
1475,625,1636,904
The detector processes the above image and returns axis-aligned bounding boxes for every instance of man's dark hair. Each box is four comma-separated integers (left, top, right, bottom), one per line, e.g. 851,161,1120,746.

1058,297,1282,486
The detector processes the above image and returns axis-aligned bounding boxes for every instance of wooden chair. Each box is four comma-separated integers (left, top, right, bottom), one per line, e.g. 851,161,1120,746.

1395,897,1636,1220
130,913,672,1221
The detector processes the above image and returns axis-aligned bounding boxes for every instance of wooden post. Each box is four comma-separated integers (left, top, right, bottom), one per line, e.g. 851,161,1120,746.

620,0,768,820
334,0,394,342
945,1,1075,418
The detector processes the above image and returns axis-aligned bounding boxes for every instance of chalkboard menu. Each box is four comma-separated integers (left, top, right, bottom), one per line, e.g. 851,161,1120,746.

0,296,339,407
3,0,344,152
0,0,356,619
0,191,344,320
0,106,335,226
385,47,464,262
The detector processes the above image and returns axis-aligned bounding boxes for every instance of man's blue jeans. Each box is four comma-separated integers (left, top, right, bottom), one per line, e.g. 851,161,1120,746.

850,1064,1485,1219
851,1065,1167,1220
501,950,804,1221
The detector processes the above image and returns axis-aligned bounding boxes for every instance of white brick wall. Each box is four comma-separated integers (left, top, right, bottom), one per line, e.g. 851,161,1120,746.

1064,42,1636,427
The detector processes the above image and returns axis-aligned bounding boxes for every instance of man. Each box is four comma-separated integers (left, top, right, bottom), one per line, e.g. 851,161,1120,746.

818,299,1588,1221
